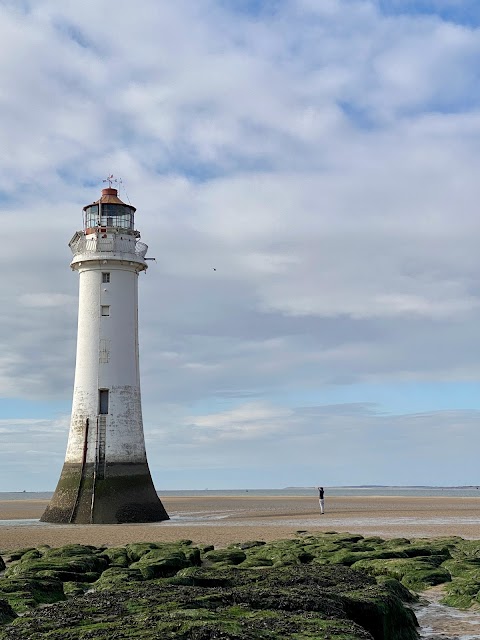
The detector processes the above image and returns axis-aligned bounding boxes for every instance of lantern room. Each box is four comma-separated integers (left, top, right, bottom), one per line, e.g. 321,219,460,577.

83,187,136,233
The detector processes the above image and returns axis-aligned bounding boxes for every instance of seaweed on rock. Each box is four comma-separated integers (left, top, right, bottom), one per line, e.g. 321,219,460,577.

0,600,16,626
0,565,414,640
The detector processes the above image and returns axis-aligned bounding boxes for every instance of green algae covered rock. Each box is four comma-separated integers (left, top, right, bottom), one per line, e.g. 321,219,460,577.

93,566,144,590
40,544,98,558
168,566,234,587
351,557,450,591
442,577,480,609
132,554,190,578
438,539,480,608
0,600,16,625
5,554,107,583
0,577,64,612
236,540,266,550
449,538,480,562
1,602,374,639
376,577,418,604
99,546,130,567
0,564,416,640
129,543,200,578
235,537,312,568
203,547,247,566
62,581,90,598
125,540,194,561
14,533,480,636
342,589,417,640
125,542,160,562
3,549,37,563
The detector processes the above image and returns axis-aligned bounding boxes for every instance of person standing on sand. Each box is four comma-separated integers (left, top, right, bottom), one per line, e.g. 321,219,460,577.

317,487,325,514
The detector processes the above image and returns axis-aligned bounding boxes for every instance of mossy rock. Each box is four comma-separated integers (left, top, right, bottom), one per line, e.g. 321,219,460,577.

0,564,418,640
131,553,190,579
241,540,308,568
3,548,37,563
321,533,365,543
442,578,480,609
240,556,275,568
0,577,64,613
234,540,267,550
125,542,160,562
384,538,411,547
126,541,197,563
43,544,98,558
93,567,145,590
99,547,130,567
0,603,376,639
396,566,450,592
5,546,108,582
376,577,418,604
0,599,16,625
328,549,410,567
204,548,247,566
14,550,42,563
393,545,446,559
352,557,451,591
363,537,386,545
198,544,214,553
442,558,480,578
450,539,480,563
185,547,201,566
0,558,5,573
34,569,100,583
341,588,418,640
5,556,107,582
441,556,480,608
415,537,462,553
132,548,186,564
62,581,90,598
168,566,235,587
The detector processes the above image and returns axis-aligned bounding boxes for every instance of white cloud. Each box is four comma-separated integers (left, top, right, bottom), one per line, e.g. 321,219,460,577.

19,293,77,308
189,402,294,438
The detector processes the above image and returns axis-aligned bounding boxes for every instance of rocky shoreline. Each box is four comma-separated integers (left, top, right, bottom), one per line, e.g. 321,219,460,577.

2,531,480,638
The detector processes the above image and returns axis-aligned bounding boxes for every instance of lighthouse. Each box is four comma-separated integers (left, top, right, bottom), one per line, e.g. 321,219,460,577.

41,182,169,524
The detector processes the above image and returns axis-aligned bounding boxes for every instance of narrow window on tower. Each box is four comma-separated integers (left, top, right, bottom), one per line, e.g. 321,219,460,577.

101,305,110,316
99,389,109,415
102,272,110,283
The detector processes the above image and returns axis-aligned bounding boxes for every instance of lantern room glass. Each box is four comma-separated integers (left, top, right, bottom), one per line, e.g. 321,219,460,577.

101,204,134,229
85,204,99,229
84,203,135,231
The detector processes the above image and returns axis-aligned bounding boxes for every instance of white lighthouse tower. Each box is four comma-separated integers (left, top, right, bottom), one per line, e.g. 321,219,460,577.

41,181,169,524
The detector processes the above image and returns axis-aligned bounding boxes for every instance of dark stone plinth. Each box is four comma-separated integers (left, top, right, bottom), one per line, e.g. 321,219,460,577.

40,462,169,524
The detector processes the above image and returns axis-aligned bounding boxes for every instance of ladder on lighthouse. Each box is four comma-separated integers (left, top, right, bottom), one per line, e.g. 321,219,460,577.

96,417,107,480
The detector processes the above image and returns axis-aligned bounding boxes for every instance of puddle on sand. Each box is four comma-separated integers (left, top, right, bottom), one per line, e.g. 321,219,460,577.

414,585,480,639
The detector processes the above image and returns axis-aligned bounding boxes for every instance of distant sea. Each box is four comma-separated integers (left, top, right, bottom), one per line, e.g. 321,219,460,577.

1,486,480,500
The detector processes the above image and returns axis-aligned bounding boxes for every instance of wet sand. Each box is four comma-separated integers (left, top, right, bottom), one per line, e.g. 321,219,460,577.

1,495,480,551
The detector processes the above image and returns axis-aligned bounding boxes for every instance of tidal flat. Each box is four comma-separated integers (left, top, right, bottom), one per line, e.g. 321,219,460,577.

3,495,480,550
2,531,480,639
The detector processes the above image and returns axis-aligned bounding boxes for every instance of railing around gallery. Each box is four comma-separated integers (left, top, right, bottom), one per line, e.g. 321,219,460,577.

69,234,148,259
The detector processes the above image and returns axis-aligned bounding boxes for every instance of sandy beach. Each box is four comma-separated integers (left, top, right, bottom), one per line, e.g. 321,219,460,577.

1,495,480,551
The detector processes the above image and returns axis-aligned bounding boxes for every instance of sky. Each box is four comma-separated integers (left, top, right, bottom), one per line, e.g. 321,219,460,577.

2,0,480,491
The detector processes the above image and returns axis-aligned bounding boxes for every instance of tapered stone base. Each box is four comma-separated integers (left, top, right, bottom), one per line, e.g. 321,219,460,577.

41,462,169,524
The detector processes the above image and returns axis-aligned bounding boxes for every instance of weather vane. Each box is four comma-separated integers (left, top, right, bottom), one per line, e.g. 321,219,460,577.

103,174,117,188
